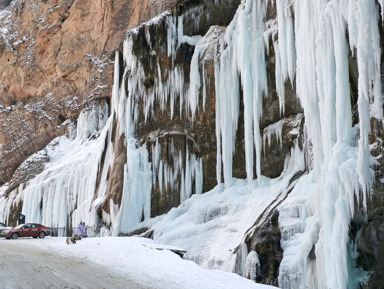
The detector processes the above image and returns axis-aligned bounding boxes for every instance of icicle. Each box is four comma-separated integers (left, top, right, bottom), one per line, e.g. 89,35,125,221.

215,0,268,188
202,64,207,111
215,61,223,188
262,119,284,153
379,0,384,23
294,0,324,175
189,39,203,118
113,47,153,235
195,158,203,195
355,0,382,200
167,15,177,57
275,0,296,113
245,251,260,282
145,27,152,50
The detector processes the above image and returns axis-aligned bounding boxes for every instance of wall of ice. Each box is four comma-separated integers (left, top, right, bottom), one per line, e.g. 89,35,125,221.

211,0,383,288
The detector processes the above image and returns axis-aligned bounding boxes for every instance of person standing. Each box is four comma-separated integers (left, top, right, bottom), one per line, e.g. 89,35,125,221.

82,222,88,238
77,222,84,237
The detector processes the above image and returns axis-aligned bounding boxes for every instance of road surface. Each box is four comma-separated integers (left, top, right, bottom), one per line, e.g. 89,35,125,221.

0,238,149,289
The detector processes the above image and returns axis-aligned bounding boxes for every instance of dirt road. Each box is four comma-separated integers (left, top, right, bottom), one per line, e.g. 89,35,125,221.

0,238,149,289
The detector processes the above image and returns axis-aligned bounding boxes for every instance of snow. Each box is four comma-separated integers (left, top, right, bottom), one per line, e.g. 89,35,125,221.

6,236,276,289
147,174,296,274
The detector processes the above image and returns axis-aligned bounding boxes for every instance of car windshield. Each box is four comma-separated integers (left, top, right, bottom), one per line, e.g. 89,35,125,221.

0,222,5,227
14,224,25,229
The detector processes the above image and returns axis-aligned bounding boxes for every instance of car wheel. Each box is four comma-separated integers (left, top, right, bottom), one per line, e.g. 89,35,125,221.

39,232,46,238
11,233,18,239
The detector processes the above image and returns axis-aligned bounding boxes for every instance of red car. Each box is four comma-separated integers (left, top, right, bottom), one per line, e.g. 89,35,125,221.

1,223,51,239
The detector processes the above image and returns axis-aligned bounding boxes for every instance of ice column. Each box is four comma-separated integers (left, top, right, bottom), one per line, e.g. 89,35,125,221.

275,0,296,113
215,0,268,188
112,51,153,235
277,0,383,288
355,0,382,200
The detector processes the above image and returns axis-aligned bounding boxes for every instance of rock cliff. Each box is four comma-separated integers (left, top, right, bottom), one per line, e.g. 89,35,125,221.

0,0,176,186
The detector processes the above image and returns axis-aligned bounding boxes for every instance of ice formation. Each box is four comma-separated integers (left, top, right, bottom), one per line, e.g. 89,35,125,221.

212,0,382,288
0,10,205,235
262,119,284,153
215,0,268,188
0,0,383,288
282,1,380,288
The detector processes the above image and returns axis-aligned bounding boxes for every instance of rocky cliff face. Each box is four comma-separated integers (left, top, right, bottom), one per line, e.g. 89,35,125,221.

0,0,177,186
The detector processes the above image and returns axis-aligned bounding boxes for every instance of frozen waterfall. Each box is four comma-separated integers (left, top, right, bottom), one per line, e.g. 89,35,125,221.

212,0,382,288
0,0,383,288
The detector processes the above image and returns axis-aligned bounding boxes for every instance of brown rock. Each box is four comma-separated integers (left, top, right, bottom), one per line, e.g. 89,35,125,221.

0,0,177,185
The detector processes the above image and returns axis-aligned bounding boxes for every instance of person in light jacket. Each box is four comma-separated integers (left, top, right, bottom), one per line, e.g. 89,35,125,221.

77,222,84,237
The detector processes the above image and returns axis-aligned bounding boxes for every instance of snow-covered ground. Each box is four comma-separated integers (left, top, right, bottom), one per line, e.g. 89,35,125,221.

9,236,277,289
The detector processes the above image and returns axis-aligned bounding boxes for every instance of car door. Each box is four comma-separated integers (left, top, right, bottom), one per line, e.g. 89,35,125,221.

18,224,30,237
30,224,41,237
27,224,35,237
